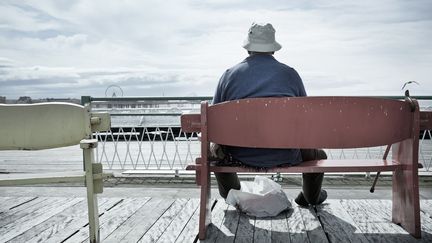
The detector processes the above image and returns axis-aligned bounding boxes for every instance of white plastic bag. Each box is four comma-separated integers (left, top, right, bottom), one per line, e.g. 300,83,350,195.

226,176,291,217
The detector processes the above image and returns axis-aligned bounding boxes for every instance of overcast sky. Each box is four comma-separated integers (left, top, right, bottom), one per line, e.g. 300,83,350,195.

0,0,431,99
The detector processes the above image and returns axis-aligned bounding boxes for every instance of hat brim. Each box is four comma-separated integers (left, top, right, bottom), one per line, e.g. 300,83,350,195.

242,41,282,52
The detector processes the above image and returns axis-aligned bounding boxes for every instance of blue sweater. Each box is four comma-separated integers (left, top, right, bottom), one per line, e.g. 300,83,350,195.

212,54,306,167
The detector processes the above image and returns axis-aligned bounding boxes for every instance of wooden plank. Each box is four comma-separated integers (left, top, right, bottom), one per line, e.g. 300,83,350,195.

175,199,218,243
271,211,291,243
418,201,432,242
97,197,151,242
234,211,254,243
363,199,394,217
157,198,200,242
361,199,416,232
0,172,84,186
105,198,175,242
297,205,329,242
197,200,230,243
0,197,82,242
0,196,37,213
204,159,401,174
316,199,369,243
0,196,12,212
372,199,432,242
213,204,239,243
0,197,58,227
175,199,203,243
420,200,432,216
44,197,123,243
10,197,111,243
206,97,415,149
0,197,47,218
340,200,410,243
9,197,88,242
0,165,83,173
138,198,189,243
64,198,150,242
286,202,310,243
254,217,272,243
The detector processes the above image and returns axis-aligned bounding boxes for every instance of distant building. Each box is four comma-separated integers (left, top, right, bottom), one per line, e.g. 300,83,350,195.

17,96,32,104
42,98,80,104
91,99,201,110
0,96,5,103
7,97,81,104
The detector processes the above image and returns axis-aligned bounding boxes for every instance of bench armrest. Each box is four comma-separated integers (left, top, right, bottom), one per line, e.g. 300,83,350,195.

181,114,201,132
420,111,432,130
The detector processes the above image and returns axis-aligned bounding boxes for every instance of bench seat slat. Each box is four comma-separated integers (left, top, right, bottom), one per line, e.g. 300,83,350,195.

186,159,401,173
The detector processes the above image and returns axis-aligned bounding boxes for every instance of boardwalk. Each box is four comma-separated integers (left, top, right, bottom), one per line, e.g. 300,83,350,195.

1,195,432,243
1,142,432,173
1,134,432,242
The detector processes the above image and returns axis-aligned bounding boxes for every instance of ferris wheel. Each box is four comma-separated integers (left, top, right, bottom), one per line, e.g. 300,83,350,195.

105,85,124,97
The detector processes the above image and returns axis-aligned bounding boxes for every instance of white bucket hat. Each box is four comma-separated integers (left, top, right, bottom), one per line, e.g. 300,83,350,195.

242,23,282,52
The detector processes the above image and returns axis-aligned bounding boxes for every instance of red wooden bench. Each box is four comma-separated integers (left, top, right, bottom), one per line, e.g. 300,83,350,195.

181,96,422,240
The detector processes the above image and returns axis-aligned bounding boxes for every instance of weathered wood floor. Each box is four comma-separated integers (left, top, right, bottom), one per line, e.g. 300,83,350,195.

1,197,432,243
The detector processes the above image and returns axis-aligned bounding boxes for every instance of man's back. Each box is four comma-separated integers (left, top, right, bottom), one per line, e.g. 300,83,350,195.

213,54,306,103
212,54,307,167
211,22,327,208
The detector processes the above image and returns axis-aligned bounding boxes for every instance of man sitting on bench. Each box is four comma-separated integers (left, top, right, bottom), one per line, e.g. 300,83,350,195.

211,22,327,207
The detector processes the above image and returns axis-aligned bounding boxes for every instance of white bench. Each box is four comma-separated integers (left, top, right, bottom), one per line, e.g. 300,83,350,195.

0,102,111,243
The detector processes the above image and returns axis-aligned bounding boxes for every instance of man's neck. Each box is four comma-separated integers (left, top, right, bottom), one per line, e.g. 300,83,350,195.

248,51,274,56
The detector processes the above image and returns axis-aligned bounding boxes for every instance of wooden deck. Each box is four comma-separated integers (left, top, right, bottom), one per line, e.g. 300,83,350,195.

1,141,431,173
1,197,432,243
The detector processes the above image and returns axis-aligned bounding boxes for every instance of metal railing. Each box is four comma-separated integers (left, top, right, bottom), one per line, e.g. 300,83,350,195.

82,96,432,172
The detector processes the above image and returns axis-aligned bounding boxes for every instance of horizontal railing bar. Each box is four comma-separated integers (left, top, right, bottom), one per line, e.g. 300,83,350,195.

85,95,432,102
110,109,430,117
108,113,183,116
89,96,213,102
373,96,432,100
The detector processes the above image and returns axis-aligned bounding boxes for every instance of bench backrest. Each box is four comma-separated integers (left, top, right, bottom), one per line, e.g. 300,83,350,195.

0,102,107,150
200,97,419,149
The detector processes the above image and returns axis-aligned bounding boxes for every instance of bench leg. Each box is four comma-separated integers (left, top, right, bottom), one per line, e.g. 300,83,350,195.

198,166,211,240
82,144,101,243
195,158,202,186
392,140,421,238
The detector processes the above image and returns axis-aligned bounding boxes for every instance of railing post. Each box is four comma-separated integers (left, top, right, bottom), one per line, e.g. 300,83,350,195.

81,96,92,106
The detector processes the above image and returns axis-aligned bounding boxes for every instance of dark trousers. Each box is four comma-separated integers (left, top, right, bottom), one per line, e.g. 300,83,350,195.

214,149,327,204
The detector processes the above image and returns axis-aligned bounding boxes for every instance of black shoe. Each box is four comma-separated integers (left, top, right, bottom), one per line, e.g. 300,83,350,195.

294,192,309,207
295,190,328,207
314,189,327,205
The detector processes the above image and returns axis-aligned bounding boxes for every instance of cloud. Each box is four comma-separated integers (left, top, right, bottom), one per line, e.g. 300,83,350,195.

0,2,60,32
0,0,431,99
0,63,203,98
